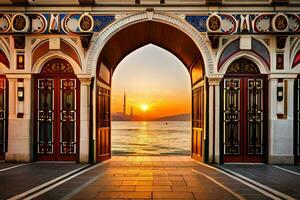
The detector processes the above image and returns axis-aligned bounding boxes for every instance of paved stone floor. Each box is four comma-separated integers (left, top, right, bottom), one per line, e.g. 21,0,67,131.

0,162,87,200
220,164,300,199
0,162,19,170
1,157,300,200
36,156,270,200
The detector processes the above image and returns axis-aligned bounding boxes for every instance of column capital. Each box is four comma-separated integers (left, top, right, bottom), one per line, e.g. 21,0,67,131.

5,73,32,80
77,74,92,85
268,73,298,80
208,77,222,86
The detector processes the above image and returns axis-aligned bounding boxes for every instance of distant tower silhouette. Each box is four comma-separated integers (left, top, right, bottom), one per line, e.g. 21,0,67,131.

123,92,126,115
130,107,133,116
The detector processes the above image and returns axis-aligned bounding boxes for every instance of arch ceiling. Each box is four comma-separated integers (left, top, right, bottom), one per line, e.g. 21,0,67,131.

97,21,203,72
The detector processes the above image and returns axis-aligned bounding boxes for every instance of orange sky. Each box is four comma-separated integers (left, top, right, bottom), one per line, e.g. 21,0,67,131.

111,44,191,119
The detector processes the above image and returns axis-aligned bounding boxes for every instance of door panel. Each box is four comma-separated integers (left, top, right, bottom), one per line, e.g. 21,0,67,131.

223,77,265,162
192,84,205,161
223,79,241,162
35,77,79,161
0,77,7,160
246,79,264,157
37,79,54,155
96,85,111,162
295,77,300,164
60,79,77,155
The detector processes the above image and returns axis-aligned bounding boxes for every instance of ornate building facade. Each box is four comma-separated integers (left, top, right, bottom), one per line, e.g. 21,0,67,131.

0,0,299,164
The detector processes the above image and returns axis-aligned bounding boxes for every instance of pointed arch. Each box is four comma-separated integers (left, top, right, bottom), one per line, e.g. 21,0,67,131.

86,12,215,77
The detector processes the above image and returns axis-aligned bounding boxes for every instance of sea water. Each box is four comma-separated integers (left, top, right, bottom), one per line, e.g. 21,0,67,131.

112,121,191,155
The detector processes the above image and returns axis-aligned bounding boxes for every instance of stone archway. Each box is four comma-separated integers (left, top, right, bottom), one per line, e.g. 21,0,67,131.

89,12,214,163
86,12,215,76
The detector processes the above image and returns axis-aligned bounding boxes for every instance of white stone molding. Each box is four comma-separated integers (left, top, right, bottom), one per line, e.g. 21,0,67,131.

86,12,215,76
218,51,270,75
32,51,83,75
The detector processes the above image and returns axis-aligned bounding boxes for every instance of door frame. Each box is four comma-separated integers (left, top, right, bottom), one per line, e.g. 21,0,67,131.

294,75,300,164
220,73,268,163
0,75,8,160
33,74,80,162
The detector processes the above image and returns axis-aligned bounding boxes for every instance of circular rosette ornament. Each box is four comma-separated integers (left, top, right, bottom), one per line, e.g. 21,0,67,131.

221,15,236,34
63,14,79,34
254,15,272,32
272,13,288,32
288,14,300,32
78,13,94,32
31,14,47,33
207,14,221,33
12,13,29,32
0,14,11,33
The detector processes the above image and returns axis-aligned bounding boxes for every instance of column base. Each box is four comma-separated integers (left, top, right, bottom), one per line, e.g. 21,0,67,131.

5,153,31,162
268,155,294,164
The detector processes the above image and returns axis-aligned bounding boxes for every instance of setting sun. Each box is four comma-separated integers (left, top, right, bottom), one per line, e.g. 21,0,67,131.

140,104,149,112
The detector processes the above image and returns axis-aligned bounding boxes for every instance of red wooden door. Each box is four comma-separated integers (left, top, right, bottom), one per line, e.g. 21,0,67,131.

34,59,80,161
192,85,205,162
35,77,80,161
96,84,111,162
0,76,7,160
223,77,265,162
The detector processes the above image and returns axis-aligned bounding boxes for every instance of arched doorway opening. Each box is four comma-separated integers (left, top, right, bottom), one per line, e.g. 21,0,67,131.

95,21,207,162
110,44,192,156
220,58,268,163
33,58,80,161
295,74,300,164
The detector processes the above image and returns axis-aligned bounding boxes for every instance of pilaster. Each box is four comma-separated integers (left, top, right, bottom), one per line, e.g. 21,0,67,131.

268,74,297,164
78,75,91,163
208,77,222,164
5,74,32,162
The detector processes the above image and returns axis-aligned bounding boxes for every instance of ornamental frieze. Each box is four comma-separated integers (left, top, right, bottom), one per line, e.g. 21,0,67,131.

186,13,300,34
0,13,115,34
0,12,300,35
